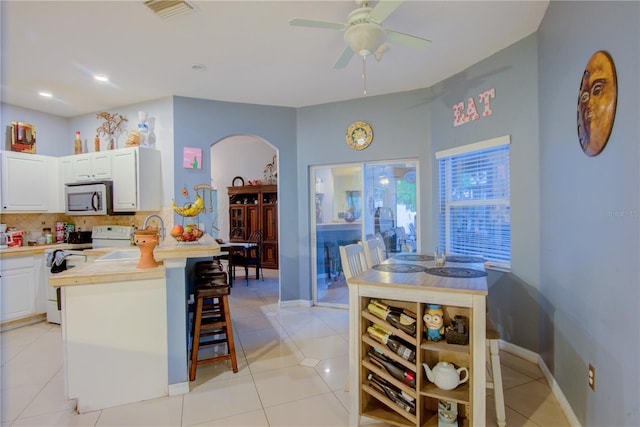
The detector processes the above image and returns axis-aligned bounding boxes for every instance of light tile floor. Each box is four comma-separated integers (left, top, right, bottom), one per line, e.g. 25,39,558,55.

1,270,571,426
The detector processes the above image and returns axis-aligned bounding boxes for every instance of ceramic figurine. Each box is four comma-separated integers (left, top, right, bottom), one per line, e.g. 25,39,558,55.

424,303,445,341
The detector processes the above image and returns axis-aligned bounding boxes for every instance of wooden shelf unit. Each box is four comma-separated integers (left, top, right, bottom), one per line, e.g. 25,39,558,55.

348,286,486,427
227,185,278,269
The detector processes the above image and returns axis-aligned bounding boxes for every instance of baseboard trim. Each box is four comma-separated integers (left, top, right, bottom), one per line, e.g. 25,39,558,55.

168,382,189,396
279,299,313,308
499,340,582,427
1,313,47,332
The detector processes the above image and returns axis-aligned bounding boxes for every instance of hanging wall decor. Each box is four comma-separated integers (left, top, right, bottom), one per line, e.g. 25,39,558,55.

183,147,202,169
10,122,36,153
577,51,617,157
346,121,373,150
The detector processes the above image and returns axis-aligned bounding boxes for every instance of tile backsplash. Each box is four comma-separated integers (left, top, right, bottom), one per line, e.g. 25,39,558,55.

0,207,174,244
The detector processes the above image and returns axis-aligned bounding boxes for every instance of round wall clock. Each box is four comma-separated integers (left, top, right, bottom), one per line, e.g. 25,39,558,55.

577,50,617,157
346,121,373,150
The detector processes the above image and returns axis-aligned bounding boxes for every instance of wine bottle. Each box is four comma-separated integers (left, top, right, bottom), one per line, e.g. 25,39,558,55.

367,300,417,336
367,324,416,363
368,350,416,387
367,373,416,414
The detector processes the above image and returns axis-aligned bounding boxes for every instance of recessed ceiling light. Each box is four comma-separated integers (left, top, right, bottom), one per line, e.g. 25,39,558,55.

38,91,53,98
94,74,110,82
192,64,207,72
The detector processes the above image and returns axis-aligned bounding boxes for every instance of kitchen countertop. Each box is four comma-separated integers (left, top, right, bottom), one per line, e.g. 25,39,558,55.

84,233,221,260
50,234,221,287
0,243,92,259
49,260,166,287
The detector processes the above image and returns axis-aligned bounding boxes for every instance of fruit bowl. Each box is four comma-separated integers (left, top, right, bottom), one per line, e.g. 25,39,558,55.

170,224,204,242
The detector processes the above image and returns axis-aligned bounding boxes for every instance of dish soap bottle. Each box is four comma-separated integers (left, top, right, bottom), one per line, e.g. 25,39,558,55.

74,131,82,154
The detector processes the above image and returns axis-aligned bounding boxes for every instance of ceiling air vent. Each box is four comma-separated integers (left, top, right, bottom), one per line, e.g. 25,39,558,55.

144,0,194,19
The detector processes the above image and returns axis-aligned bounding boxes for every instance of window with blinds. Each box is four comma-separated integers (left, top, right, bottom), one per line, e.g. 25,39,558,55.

436,135,511,269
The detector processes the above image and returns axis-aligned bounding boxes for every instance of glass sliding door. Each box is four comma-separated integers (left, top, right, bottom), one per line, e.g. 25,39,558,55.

363,160,419,257
311,159,418,307
311,164,363,307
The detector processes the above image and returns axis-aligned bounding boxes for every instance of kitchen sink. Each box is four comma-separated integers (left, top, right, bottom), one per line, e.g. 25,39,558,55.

95,249,140,262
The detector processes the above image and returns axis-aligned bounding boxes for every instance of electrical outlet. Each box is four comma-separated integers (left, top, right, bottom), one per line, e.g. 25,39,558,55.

588,364,596,391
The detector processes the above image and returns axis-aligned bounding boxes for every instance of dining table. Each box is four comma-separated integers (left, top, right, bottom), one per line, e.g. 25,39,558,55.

217,241,257,287
346,252,489,426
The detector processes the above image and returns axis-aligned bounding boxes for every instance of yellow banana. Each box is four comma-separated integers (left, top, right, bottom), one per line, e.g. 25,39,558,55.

172,195,204,217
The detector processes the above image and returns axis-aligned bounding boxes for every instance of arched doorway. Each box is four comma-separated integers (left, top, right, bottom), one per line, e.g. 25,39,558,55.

210,135,280,292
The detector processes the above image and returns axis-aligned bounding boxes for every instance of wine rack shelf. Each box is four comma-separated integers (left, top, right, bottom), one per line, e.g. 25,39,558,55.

360,309,417,344
361,334,416,371
349,280,487,427
362,357,417,398
361,383,417,424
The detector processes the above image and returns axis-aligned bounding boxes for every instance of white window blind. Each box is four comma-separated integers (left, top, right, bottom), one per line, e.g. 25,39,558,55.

437,135,511,269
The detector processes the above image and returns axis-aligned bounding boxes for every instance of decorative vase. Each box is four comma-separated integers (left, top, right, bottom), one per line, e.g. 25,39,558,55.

134,227,159,268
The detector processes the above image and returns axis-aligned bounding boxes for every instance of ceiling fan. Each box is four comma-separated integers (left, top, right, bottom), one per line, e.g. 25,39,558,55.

289,0,431,69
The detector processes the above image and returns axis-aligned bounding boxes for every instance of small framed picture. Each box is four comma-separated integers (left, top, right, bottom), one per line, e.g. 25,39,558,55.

11,122,36,153
183,147,202,169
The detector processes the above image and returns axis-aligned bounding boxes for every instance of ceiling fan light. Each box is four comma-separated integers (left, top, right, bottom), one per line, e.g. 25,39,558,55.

344,23,386,58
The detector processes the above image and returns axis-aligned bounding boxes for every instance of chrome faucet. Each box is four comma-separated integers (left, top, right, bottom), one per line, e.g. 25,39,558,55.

142,214,165,241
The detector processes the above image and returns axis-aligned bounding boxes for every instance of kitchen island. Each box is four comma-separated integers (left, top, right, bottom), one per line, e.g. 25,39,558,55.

50,234,220,412
347,255,488,426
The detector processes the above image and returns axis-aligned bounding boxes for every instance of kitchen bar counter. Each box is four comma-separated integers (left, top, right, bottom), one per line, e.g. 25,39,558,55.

49,259,166,287
54,233,222,412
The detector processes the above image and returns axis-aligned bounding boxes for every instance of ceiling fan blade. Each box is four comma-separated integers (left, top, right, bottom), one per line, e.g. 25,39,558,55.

385,29,432,50
368,0,403,24
333,46,355,69
288,18,347,30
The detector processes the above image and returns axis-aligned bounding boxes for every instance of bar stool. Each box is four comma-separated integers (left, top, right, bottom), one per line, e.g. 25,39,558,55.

189,271,238,381
486,315,506,427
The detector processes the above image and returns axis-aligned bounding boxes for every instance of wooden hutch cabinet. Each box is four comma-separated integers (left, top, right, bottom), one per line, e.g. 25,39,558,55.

227,185,278,269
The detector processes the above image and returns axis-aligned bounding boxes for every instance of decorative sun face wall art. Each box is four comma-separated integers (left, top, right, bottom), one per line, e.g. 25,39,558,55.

183,147,202,169
577,51,618,157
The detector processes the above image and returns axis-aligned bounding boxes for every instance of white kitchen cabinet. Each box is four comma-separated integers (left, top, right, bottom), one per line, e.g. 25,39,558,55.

0,255,37,322
60,156,74,184
1,151,51,212
70,152,112,182
111,147,161,212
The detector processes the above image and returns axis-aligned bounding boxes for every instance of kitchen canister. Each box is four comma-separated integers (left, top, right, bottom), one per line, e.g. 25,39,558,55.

56,222,66,243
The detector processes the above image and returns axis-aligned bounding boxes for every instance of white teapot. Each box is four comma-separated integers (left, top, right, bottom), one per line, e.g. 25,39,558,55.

422,361,469,390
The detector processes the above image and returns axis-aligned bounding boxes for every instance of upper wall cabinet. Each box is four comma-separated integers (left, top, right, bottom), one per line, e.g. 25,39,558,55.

63,147,161,212
1,148,162,214
1,151,56,212
62,152,112,183
111,147,162,212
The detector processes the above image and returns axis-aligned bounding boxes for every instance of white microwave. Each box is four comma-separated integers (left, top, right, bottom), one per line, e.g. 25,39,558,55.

65,181,113,216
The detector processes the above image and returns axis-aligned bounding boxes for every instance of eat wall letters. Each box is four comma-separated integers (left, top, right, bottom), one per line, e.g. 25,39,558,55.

452,88,496,127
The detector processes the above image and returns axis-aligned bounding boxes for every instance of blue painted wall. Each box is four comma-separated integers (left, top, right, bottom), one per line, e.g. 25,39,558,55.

538,2,639,425
171,96,299,301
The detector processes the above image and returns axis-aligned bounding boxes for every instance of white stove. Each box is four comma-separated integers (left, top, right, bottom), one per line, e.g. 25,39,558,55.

92,225,134,248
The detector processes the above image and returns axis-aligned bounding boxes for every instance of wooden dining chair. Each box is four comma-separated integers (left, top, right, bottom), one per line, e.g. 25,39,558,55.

339,242,369,281
230,230,264,285
362,236,386,267
486,314,506,427
338,242,368,393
